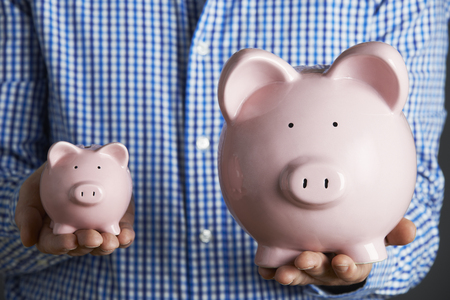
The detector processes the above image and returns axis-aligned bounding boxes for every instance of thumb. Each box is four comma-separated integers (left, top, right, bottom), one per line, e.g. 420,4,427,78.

385,217,416,246
118,194,135,247
15,164,47,247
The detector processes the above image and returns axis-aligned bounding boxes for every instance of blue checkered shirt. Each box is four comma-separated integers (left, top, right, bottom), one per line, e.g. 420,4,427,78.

0,0,449,299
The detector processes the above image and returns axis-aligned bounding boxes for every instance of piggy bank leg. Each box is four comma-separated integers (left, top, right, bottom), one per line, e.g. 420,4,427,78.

341,239,387,264
255,245,302,268
101,223,121,235
52,223,77,235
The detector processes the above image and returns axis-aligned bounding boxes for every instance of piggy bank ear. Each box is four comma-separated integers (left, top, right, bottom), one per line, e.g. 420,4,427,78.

325,42,409,114
218,48,300,124
97,142,129,168
47,141,81,168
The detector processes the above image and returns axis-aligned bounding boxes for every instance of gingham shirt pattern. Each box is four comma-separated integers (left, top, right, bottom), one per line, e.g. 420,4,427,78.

0,0,448,299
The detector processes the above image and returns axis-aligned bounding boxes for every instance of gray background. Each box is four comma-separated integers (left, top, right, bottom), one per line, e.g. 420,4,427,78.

0,24,449,300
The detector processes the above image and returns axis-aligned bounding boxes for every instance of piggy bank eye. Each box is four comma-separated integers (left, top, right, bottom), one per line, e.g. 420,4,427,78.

333,122,338,127
288,123,294,128
97,166,101,169
74,166,78,169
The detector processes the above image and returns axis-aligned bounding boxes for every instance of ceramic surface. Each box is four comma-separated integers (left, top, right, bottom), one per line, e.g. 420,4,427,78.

217,42,417,267
40,142,133,235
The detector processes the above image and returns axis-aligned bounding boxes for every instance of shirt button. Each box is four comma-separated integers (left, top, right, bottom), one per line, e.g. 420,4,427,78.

196,41,210,56
37,260,48,266
196,136,210,150
199,229,212,243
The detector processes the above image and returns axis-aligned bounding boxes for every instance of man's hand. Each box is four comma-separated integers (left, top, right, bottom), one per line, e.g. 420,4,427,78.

258,218,416,286
15,163,135,256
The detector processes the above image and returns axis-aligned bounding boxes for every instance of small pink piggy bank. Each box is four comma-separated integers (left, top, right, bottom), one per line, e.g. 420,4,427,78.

40,142,133,235
218,42,417,267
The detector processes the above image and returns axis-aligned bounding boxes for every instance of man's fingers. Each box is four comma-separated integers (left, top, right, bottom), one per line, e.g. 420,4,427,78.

16,206,44,247
74,229,103,248
270,251,333,286
118,221,135,248
386,218,416,246
89,233,120,255
67,230,104,256
295,251,332,278
118,195,135,248
331,254,372,283
121,195,135,226
290,252,336,286
258,267,276,280
36,218,77,255
265,252,372,287
100,232,120,250
274,265,302,285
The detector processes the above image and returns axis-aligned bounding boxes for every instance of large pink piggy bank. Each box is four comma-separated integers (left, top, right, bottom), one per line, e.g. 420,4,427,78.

217,42,416,267
40,142,133,235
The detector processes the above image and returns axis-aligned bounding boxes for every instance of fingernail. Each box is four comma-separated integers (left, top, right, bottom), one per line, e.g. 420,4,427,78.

335,264,349,272
298,266,313,271
281,279,294,286
120,240,132,247
64,247,77,252
100,249,114,254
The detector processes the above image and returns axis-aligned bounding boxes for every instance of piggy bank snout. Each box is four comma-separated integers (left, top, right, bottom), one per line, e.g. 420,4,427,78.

70,182,104,205
280,163,346,207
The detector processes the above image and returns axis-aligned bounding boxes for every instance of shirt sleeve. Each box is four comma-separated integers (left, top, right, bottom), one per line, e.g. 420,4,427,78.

0,0,70,275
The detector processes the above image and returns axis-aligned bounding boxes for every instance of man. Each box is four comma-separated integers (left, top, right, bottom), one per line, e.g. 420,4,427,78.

1,0,447,299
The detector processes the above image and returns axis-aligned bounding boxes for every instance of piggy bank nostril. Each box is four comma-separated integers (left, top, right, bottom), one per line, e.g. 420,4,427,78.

80,191,96,196
280,163,346,206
